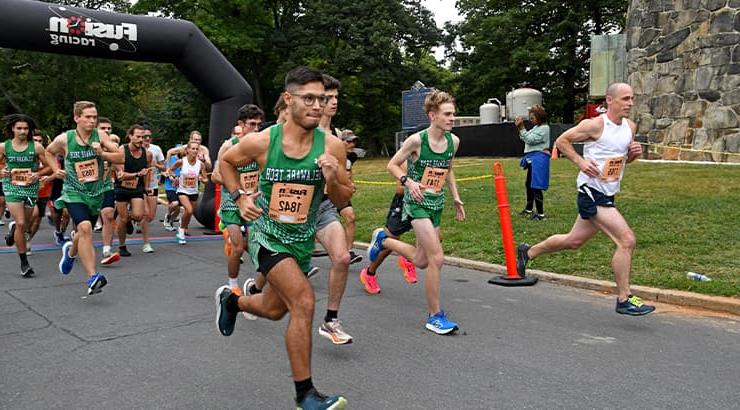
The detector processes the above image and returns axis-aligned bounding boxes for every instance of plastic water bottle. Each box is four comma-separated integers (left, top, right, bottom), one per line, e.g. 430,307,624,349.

687,272,712,282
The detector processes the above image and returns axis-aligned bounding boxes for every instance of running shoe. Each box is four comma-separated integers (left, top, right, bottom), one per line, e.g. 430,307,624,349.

0,219,4,226
516,243,530,277
616,295,656,316
86,272,108,295
425,311,459,335
367,228,387,262
296,388,347,410
134,221,141,234
58,241,75,275
318,319,353,345
142,243,154,253
126,220,134,235
26,244,32,256
5,221,16,246
119,246,132,257
93,223,103,232
177,228,186,245
398,255,417,284
519,209,533,217
530,213,546,221
163,214,173,231
21,262,34,277
223,229,231,256
53,231,67,246
306,265,320,279
101,251,121,265
241,278,258,320
359,267,380,294
348,250,363,265
215,285,237,336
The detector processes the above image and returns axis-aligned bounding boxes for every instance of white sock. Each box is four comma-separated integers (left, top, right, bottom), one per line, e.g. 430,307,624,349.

228,278,239,289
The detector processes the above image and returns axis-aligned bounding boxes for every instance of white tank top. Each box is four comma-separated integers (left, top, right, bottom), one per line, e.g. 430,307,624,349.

576,114,632,196
177,157,202,195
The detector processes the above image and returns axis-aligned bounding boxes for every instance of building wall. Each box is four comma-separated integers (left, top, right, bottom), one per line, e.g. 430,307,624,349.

626,0,740,161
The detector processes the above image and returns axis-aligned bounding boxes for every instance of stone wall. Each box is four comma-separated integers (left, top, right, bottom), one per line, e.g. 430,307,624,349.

626,0,740,162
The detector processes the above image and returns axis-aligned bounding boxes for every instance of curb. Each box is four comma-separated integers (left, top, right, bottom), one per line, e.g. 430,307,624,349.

354,242,740,316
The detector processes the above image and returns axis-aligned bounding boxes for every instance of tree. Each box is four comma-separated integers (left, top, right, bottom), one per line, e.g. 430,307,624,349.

449,0,626,122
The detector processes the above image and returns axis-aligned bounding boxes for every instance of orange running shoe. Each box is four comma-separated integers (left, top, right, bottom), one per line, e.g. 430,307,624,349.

359,267,380,294
398,256,417,284
230,285,242,297
223,229,231,257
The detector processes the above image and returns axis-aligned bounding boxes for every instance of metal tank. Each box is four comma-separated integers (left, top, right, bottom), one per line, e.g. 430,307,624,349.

505,88,543,121
479,98,502,124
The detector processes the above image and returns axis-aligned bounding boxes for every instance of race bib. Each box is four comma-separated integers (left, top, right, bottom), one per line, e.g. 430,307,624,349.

120,177,139,190
10,168,32,186
268,182,314,224
75,159,99,183
240,171,259,194
183,175,197,189
421,167,448,193
600,157,625,182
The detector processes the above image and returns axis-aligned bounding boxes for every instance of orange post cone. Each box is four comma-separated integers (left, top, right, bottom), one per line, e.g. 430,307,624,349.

488,162,538,287
551,145,559,159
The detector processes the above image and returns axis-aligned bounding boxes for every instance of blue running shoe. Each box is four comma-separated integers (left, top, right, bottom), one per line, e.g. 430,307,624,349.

215,285,238,336
53,231,68,246
58,241,75,275
425,311,459,335
297,388,347,410
616,295,656,316
86,273,108,295
367,228,387,263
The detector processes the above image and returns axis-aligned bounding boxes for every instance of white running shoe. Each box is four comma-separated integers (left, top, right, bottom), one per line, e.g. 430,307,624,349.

142,243,154,253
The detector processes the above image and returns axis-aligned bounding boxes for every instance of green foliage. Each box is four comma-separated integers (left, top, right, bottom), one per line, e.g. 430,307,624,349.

449,0,626,122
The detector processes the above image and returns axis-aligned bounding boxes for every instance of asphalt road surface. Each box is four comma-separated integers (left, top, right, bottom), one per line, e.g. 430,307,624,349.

1,215,738,409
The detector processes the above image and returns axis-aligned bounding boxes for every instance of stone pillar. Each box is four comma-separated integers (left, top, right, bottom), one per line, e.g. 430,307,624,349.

626,0,740,162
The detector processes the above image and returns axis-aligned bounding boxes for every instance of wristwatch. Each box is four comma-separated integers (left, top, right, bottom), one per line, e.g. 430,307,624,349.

399,175,408,186
230,189,246,201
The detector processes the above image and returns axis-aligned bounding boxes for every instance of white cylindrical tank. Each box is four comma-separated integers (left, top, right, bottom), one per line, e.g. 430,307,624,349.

479,98,502,124
505,88,543,121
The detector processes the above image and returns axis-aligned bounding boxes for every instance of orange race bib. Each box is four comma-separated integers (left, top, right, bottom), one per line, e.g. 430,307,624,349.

600,157,625,182
120,177,139,190
421,167,448,193
183,175,198,189
240,171,259,194
10,168,33,186
75,159,99,183
268,182,314,224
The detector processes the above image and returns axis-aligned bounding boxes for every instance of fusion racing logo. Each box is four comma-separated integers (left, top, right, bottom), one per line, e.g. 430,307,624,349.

47,6,138,53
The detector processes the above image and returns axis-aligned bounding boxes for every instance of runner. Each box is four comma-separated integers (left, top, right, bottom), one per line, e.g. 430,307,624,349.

338,129,361,264
142,125,165,253
167,142,208,244
48,147,70,246
516,83,655,316
367,89,466,335
97,117,121,265
0,114,50,276
312,73,355,345
359,162,418,294
215,66,350,409
163,143,183,232
27,130,54,255
45,101,123,294
114,124,152,256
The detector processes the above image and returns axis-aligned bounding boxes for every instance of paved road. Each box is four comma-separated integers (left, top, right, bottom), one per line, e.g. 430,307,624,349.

1,215,739,409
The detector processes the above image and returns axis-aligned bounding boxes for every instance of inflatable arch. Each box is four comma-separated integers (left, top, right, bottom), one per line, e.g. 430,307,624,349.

0,0,252,228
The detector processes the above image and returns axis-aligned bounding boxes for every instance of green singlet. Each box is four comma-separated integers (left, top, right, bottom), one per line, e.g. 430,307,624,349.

2,139,39,206
402,129,454,227
219,136,260,228
248,124,326,273
54,129,107,214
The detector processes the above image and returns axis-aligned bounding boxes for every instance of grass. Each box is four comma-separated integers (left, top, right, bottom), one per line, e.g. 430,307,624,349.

350,157,740,298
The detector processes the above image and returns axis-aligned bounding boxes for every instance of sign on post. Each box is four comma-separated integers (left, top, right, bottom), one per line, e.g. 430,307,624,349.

401,81,433,131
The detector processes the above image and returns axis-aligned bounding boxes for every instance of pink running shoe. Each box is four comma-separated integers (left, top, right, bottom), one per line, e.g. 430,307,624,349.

359,267,381,294
398,256,417,284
